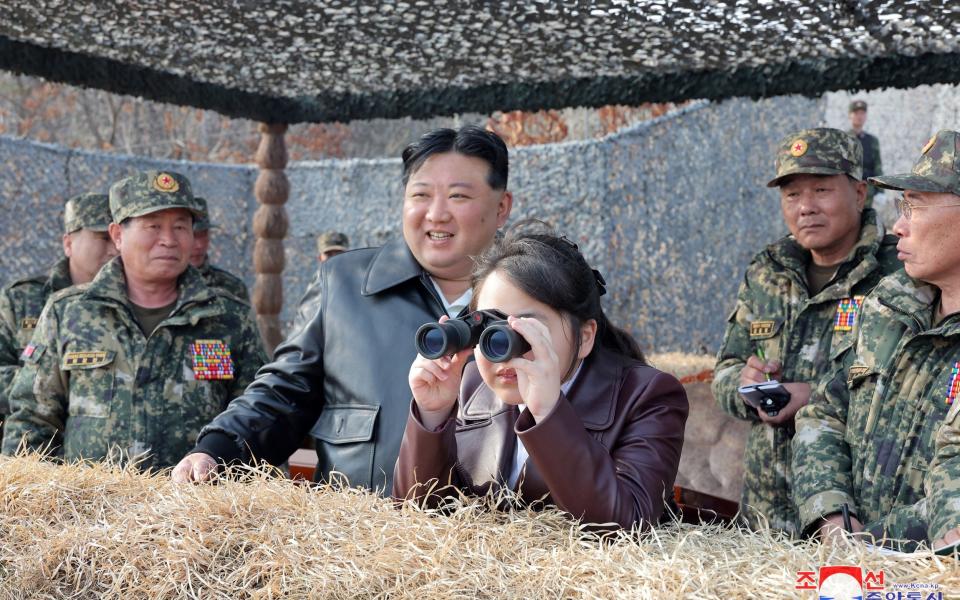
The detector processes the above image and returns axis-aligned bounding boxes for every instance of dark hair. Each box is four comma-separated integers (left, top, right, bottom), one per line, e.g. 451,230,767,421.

401,126,509,190
470,221,645,378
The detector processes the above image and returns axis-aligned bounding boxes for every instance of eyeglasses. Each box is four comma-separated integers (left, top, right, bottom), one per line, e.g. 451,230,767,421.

895,195,960,221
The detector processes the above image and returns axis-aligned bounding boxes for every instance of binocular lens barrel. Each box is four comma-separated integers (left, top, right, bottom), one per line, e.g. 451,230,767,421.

478,324,531,363
415,319,475,359
418,327,448,357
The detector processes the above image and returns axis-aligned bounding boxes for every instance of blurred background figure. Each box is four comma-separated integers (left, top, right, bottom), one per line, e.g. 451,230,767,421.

848,99,883,208
190,196,250,301
316,231,349,263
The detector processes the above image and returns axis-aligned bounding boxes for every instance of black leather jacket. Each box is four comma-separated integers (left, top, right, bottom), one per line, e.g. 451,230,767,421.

194,239,450,493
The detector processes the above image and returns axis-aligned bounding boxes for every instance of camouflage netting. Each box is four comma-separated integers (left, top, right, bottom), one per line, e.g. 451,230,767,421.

0,2,959,123
1,96,821,353
3,83,958,352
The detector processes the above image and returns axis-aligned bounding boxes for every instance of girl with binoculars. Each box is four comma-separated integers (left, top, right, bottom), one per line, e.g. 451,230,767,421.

393,225,689,530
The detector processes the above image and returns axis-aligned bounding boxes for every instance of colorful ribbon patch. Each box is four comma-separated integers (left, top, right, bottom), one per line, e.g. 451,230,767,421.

191,339,234,380
834,296,863,332
946,362,960,406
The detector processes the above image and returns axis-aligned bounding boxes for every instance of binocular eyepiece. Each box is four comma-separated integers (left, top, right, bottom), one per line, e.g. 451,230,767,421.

415,309,531,363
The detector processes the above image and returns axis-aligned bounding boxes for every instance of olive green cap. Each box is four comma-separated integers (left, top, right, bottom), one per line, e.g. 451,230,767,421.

109,170,198,224
849,99,867,112
193,196,214,232
767,127,863,188
64,192,112,234
317,231,349,254
870,130,960,195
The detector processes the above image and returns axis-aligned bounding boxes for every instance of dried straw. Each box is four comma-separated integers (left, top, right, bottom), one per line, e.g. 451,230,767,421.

0,454,956,599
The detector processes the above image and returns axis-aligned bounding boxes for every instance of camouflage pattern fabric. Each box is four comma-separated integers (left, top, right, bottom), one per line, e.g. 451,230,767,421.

64,193,112,233
1,257,267,469
870,130,960,195
793,270,960,545
928,386,960,543
713,209,900,534
198,260,250,302
316,231,349,255
766,127,863,188
193,196,213,232
0,258,74,423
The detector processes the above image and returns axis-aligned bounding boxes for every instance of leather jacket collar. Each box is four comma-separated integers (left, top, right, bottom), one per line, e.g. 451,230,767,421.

362,239,425,296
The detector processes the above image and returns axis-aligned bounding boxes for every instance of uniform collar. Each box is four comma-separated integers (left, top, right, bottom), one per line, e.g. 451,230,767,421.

361,238,425,296
873,270,952,333
82,256,219,320
767,208,886,290
45,256,74,295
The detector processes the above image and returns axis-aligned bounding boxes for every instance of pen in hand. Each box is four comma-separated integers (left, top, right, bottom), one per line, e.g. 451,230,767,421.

756,346,772,381
841,503,853,533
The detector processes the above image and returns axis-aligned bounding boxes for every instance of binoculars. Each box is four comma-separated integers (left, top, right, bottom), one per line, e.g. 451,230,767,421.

415,309,531,363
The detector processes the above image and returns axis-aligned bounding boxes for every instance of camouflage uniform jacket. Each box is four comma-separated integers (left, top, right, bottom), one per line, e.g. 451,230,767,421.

198,260,250,302
713,209,900,534
1,257,268,469
928,369,960,543
793,270,960,545
0,257,73,417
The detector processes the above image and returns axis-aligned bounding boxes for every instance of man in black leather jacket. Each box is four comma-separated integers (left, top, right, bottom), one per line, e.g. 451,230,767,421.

172,126,513,493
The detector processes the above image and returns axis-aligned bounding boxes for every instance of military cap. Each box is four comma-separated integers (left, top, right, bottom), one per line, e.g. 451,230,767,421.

109,170,198,224
870,130,960,195
849,99,868,112
63,193,112,234
767,128,863,188
193,196,215,232
317,231,349,255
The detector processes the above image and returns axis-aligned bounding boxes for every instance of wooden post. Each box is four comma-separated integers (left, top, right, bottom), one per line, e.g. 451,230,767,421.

252,123,289,353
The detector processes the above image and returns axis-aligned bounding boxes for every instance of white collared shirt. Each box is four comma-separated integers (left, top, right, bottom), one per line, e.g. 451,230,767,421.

429,277,472,318
508,360,584,489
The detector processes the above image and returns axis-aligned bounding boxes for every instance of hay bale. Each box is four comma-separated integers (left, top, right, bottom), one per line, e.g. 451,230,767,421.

648,352,749,503
0,455,956,599
675,381,750,503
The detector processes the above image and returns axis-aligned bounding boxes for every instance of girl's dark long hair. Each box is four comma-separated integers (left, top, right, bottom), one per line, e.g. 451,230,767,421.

470,220,645,378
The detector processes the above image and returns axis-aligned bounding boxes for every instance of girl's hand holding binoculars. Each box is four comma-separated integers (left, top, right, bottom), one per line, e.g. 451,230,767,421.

500,315,562,422
409,315,472,429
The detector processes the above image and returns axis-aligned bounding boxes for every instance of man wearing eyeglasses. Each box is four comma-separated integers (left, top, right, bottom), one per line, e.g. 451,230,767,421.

713,128,901,535
793,130,960,551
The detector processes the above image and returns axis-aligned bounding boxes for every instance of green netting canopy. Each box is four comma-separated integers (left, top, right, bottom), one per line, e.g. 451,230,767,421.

1,1,959,123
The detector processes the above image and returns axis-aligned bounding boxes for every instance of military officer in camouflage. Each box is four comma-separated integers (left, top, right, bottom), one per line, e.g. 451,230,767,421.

793,130,960,549
1,171,267,469
316,231,349,263
0,193,117,430
713,128,900,534
848,100,882,207
190,197,250,301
